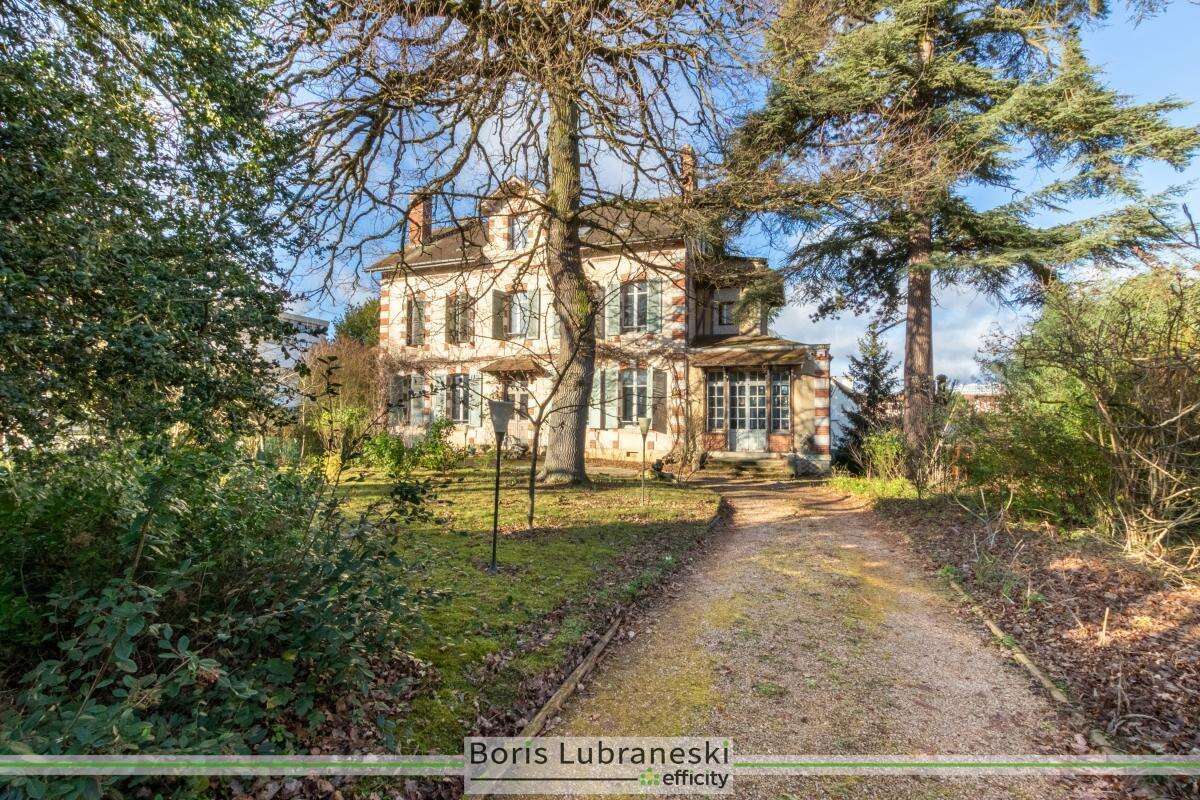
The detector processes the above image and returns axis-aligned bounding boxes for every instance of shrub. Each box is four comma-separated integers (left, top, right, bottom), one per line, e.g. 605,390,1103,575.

416,418,466,472
0,443,431,798
971,269,1199,574
860,429,907,480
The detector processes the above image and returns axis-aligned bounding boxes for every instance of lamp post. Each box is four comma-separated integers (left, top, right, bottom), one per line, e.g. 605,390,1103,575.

638,416,651,505
486,399,514,574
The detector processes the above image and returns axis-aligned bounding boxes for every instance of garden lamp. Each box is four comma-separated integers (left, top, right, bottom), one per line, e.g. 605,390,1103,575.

638,416,651,505
486,399,514,573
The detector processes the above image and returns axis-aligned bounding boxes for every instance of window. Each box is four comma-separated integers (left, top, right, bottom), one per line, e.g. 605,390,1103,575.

446,295,473,344
620,281,648,333
504,291,530,338
503,378,531,418
619,367,648,423
447,373,470,422
771,370,791,431
706,371,725,431
716,301,736,328
406,298,425,345
391,375,413,424
508,214,529,249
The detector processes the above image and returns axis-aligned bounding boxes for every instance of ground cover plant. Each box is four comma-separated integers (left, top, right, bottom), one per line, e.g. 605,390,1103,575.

338,458,722,753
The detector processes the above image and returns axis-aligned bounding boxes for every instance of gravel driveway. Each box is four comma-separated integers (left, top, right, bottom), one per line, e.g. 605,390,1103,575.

546,480,1089,799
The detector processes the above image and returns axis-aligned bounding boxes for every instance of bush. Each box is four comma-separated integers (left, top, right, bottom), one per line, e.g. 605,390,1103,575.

860,428,907,480
0,443,430,798
361,419,466,478
966,269,1199,574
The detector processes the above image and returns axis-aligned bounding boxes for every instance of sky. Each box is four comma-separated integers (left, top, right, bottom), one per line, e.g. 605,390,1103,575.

297,3,1200,380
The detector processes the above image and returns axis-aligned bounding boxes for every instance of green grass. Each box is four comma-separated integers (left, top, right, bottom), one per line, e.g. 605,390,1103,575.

827,474,918,501
338,458,720,752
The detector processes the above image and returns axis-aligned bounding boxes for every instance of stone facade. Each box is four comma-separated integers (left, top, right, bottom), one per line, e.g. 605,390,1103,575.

371,188,832,473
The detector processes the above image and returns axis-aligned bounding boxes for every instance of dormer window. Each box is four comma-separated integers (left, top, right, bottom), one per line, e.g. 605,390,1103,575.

508,214,530,250
620,280,648,333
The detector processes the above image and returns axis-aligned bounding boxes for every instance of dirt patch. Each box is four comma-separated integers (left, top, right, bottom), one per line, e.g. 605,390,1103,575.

546,481,1113,799
873,495,1200,799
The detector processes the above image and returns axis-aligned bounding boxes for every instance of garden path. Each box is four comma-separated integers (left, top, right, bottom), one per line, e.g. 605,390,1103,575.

546,480,1090,800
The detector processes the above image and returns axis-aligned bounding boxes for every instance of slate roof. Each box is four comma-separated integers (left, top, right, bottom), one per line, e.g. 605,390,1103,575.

689,333,819,369
367,205,686,273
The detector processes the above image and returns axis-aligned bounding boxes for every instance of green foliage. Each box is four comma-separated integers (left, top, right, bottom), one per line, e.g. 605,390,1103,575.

860,428,908,481
963,269,1200,570
735,0,1199,320
835,323,900,469
828,473,917,501
334,298,382,346
361,420,464,478
416,419,467,472
0,445,430,796
0,0,294,447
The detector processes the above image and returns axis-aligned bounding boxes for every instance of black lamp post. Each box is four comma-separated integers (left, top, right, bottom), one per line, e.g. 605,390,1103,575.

639,416,651,505
486,399,514,573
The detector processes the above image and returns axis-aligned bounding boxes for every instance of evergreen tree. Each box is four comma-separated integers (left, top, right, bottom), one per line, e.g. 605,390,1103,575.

334,298,381,346
836,323,900,468
734,0,1200,445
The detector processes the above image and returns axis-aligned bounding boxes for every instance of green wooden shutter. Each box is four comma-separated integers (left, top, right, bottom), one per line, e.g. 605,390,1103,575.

605,282,620,339
468,373,483,427
647,278,663,333
430,374,445,420
587,373,601,429
651,368,668,432
492,291,505,341
602,369,619,429
527,289,540,340
412,375,428,427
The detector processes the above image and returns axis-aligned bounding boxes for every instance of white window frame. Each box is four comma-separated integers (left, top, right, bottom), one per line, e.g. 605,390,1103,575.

619,367,648,424
706,371,725,432
508,214,529,250
448,373,470,422
716,300,735,328
771,370,791,431
506,291,530,338
620,281,648,333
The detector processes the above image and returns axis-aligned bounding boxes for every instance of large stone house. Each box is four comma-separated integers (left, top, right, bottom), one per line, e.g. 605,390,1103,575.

371,183,832,474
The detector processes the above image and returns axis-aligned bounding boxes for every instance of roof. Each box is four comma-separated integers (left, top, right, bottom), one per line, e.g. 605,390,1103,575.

367,204,686,273
479,355,548,375
689,333,817,369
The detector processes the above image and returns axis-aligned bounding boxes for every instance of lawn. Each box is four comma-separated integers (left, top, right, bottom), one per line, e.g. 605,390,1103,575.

338,458,722,753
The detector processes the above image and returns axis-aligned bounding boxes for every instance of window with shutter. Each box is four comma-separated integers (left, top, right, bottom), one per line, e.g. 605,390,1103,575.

620,281,648,333
619,367,648,423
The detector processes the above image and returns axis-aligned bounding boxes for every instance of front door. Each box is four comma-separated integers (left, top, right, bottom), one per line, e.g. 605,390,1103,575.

728,370,768,451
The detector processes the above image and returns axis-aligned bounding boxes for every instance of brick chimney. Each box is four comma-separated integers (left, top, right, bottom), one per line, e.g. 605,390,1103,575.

407,193,431,246
680,146,697,198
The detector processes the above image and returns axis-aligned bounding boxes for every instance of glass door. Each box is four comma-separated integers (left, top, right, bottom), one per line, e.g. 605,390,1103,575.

727,370,768,451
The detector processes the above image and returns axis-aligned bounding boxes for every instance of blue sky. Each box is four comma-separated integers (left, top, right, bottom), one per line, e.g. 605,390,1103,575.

771,3,1200,382
298,3,1200,380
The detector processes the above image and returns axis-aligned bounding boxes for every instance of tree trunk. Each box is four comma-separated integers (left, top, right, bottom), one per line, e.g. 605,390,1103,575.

902,27,937,447
540,90,595,485
902,220,934,445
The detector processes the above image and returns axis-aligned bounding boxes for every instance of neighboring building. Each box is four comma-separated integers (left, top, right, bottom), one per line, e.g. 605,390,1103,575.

261,311,329,407
956,381,1003,413
370,180,832,473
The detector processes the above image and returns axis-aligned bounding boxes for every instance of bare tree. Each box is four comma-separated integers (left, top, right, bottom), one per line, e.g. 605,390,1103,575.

271,0,754,483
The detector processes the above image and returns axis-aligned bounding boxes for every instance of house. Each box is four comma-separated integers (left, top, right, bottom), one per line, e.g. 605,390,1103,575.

261,311,329,407
370,180,832,474
955,381,1003,413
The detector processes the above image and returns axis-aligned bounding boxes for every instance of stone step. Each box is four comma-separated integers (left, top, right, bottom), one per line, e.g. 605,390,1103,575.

699,456,796,479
